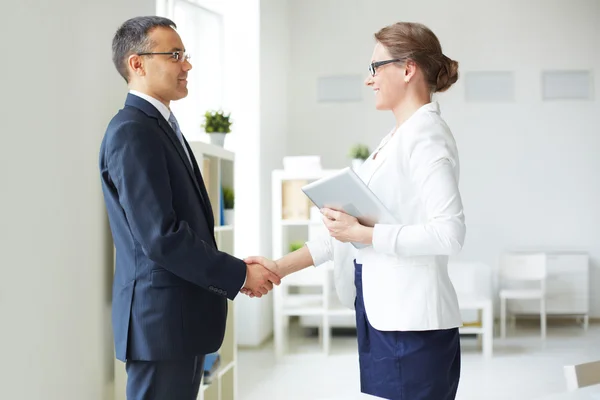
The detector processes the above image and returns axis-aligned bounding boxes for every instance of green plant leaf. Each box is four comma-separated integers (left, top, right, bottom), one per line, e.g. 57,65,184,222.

348,143,370,160
202,110,233,134
289,241,304,252
222,186,234,209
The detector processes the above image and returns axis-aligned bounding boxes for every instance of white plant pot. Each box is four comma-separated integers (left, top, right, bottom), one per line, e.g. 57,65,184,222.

351,158,364,170
209,133,227,147
223,209,235,226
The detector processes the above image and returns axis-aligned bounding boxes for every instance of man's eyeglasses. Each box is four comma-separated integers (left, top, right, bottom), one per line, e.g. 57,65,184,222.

137,51,191,63
369,58,402,77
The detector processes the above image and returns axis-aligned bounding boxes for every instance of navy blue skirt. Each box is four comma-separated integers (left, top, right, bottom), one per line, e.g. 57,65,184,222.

354,261,461,400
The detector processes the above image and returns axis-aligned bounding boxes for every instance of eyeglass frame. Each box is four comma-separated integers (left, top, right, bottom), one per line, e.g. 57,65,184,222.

368,58,403,77
136,51,191,63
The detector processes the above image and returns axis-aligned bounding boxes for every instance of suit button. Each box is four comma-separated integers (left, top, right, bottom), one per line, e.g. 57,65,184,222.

222,291,227,296
209,285,214,291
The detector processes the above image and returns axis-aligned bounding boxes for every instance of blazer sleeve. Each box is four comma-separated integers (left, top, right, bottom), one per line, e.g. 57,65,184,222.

106,121,246,299
305,234,334,267
372,126,466,257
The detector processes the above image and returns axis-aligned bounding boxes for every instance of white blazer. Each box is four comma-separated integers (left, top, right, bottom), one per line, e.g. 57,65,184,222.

306,102,465,331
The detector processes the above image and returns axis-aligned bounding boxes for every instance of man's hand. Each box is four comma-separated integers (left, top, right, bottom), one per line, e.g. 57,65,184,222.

241,257,282,298
242,262,281,298
245,256,282,276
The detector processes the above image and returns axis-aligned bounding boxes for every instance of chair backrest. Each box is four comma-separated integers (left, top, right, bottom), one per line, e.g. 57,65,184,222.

499,252,547,281
564,360,600,391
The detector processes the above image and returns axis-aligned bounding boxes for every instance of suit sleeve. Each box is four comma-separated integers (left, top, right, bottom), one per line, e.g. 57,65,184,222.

106,121,246,299
372,127,466,257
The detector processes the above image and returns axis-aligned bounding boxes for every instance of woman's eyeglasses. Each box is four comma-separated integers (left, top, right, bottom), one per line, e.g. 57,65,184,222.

369,59,402,76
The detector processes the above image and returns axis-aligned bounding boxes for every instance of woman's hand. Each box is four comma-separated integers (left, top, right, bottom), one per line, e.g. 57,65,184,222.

321,208,373,245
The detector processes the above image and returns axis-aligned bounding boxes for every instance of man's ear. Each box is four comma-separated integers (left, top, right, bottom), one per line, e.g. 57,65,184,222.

128,54,146,78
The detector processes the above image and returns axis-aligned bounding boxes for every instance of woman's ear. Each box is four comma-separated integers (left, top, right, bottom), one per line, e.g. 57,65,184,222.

404,60,417,83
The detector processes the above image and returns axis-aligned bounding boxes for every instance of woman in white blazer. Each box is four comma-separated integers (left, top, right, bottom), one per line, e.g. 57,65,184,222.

244,21,465,400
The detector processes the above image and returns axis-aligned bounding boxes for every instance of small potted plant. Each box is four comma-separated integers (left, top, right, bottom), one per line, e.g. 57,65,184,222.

222,186,234,226
289,241,304,252
348,143,370,170
202,110,232,147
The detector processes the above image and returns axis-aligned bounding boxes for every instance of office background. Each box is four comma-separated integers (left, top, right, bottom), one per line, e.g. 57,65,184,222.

1,0,598,399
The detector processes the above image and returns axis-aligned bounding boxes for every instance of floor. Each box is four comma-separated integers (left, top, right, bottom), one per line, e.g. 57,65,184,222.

238,319,600,400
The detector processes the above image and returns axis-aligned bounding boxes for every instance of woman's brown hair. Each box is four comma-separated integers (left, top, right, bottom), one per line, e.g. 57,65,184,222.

374,22,458,93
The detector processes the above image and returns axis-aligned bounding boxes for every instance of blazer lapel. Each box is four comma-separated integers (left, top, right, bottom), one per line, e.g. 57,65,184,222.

361,131,396,186
124,94,215,239
184,137,216,234
156,119,215,234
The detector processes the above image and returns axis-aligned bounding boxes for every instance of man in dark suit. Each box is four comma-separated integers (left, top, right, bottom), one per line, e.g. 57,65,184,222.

99,16,279,400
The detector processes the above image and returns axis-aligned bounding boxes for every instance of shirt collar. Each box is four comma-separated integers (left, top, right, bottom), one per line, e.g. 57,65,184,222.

129,90,171,122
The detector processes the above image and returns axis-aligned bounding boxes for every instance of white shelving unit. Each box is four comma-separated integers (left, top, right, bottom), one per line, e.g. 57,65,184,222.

113,141,238,400
271,169,355,358
189,141,237,400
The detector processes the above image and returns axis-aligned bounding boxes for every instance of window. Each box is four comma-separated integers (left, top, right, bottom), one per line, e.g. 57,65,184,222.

170,1,225,142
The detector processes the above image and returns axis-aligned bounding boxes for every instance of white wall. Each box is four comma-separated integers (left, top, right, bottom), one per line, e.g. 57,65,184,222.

214,0,267,346
285,0,600,315
0,0,153,399
232,0,291,347
256,0,290,345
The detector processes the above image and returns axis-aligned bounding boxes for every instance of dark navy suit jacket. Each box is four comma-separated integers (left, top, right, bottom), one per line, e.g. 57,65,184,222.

99,94,246,361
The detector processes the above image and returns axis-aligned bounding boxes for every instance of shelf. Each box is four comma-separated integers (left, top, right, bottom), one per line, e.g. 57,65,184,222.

218,361,235,378
272,169,340,181
189,140,235,161
282,294,323,307
184,140,236,400
214,225,234,232
281,294,325,316
459,327,485,335
327,306,355,317
281,219,321,227
201,361,235,393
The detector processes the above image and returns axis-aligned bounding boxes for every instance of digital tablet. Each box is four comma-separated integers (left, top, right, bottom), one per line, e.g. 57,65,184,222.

301,167,397,249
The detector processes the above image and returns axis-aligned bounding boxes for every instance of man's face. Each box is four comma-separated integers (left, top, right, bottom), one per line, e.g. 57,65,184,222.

133,26,192,104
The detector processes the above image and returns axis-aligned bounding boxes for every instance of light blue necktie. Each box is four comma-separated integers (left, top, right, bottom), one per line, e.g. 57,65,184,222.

168,113,192,166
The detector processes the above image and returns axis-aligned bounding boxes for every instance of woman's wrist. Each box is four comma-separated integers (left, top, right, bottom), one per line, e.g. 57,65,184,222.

356,225,373,245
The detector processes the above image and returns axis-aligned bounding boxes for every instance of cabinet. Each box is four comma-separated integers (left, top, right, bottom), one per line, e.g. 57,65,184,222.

271,169,356,357
506,251,589,327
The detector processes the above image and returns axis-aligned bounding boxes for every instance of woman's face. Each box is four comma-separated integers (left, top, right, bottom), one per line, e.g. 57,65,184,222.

365,42,407,111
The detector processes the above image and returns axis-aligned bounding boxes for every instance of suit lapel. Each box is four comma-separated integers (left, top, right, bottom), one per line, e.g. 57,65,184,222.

156,119,215,235
183,137,216,234
156,118,196,182
124,94,215,238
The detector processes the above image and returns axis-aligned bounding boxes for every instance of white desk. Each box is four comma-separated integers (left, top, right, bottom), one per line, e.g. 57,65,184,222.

539,385,600,399
457,294,493,357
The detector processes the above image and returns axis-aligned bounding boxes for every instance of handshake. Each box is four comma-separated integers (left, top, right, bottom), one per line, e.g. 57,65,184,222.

240,256,284,298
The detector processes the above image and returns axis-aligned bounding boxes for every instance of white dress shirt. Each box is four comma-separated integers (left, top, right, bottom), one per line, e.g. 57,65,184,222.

305,101,465,331
129,90,171,121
